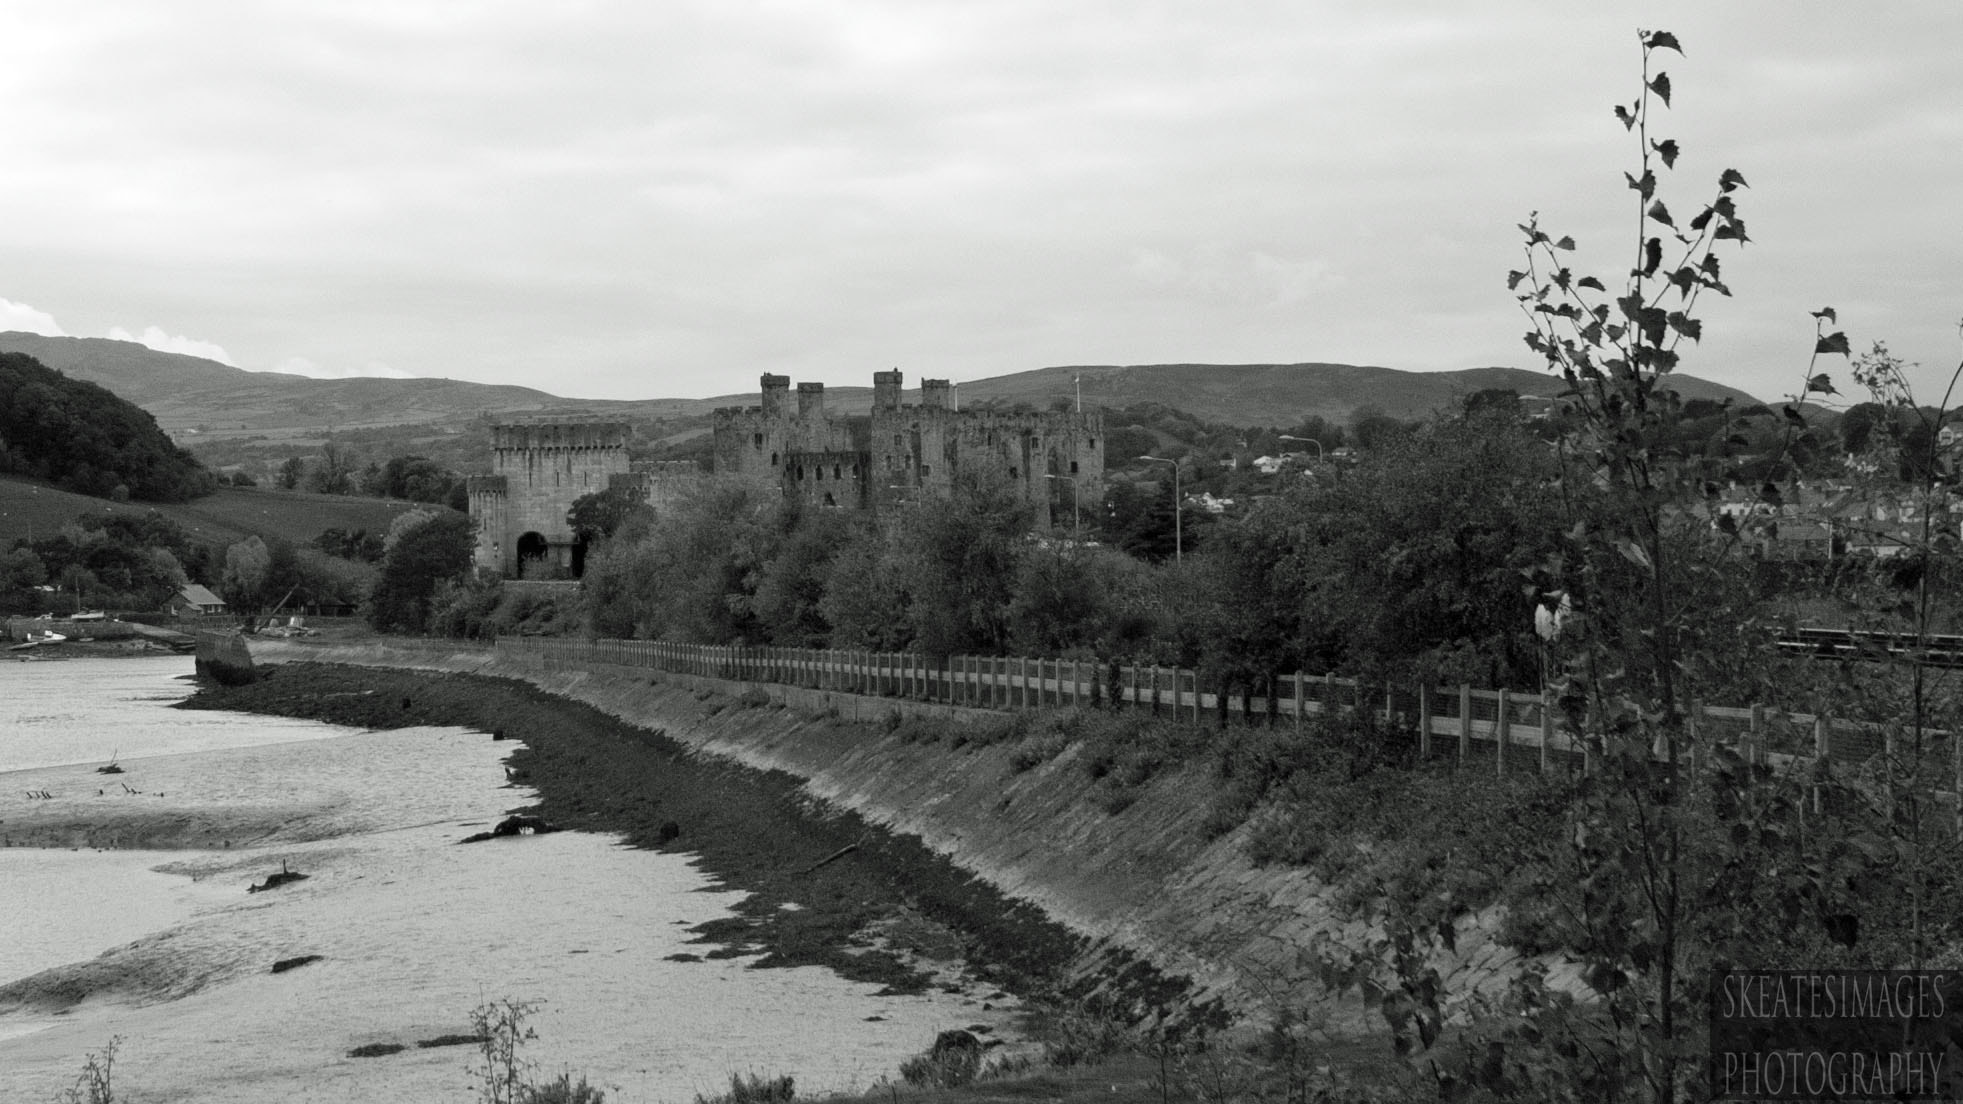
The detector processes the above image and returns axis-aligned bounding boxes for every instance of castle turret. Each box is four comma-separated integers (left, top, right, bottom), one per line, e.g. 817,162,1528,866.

760,374,791,418
797,381,825,420
921,379,951,409
873,369,903,411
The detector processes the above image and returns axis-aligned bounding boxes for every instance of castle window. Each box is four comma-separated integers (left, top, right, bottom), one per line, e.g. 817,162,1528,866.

850,463,859,477
833,464,841,480
1089,438,1097,450
1009,466,1019,479
815,466,824,481
920,464,930,477
1071,461,1080,474
796,465,804,479
824,493,836,507
771,452,779,466
754,433,763,448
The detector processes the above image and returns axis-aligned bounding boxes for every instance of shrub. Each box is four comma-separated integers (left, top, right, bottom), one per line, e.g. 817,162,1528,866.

55,1037,119,1104
898,1046,981,1089
693,1072,795,1104
523,1072,607,1104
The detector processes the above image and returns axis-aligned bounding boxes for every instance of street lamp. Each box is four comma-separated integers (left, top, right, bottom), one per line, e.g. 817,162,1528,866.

1278,434,1324,462
1043,473,1081,538
1138,455,1181,563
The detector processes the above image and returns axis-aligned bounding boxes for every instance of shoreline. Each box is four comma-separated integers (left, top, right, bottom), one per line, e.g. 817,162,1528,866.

3,681,1020,1102
179,661,1185,1014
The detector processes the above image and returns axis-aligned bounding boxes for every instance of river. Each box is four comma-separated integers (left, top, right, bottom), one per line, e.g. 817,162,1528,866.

0,657,1003,1103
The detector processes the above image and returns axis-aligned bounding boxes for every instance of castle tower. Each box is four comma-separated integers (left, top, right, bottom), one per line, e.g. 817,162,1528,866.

873,369,903,411
470,419,632,578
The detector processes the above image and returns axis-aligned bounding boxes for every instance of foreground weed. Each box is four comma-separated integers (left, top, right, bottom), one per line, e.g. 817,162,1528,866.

54,1037,119,1104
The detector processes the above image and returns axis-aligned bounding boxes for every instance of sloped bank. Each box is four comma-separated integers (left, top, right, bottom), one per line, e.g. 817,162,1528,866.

234,639,1547,1031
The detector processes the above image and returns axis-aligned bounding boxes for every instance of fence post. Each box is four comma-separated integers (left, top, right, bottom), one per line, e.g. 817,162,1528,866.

1459,684,1472,765
1814,714,1830,816
1496,688,1510,777
1540,687,1554,775
1883,722,1897,823
1749,703,1765,768
1418,683,1431,759
1294,672,1306,735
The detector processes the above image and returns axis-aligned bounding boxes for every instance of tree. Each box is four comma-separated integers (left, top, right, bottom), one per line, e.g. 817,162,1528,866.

1493,29,1852,1102
889,467,1030,659
566,484,654,545
221,537,272,616
307,440,358,495
277,457,306,491
368,512,474,632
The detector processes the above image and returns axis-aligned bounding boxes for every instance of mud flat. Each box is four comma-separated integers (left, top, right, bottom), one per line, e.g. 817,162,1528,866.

1,703,1021,1102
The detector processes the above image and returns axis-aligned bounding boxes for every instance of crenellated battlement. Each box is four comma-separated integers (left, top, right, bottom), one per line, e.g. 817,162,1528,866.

711,371,1104,528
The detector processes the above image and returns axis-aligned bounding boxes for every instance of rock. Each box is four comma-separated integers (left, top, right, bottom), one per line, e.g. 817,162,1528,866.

459,814,561,844
657,820,681,844
249,864,309,893
930,1029,982,1061
271,954,323,974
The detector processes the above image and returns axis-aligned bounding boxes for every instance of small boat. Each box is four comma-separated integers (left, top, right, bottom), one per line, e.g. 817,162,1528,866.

8,631,67,651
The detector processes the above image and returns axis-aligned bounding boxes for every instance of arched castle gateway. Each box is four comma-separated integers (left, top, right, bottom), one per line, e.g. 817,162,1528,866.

466,419,695,578
469,374,1104,579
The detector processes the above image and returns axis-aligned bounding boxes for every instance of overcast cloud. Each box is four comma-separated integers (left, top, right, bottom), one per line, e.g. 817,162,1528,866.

2,2,1956,404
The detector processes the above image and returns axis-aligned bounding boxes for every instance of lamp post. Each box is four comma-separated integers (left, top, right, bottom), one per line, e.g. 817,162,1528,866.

1277,434,1324,462
1138,455,1181,563
1043,473,1081,538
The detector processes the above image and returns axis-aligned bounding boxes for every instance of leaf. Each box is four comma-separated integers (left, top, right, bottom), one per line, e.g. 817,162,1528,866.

1713,217,1750,243
1668,312,1702,342
1577,275,1606,292
1506,270,1527,291
1616,538,1654,573
1815,331,1852,357
1625,169,1657,200
1645,29,1683,54
1811,306,1837,323
1652,138,1680,168
1648,71,1672,107
1688,206,1713,232
1807,373,1838,395
1614,103,1636,131
1641,237,1663,277
1720,167,1749,193
1647,200,1675,228
1783,404,1807,428
1554,235,1576,251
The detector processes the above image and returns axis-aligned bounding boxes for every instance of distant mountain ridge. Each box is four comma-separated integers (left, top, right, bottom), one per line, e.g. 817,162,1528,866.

0,332,1764,438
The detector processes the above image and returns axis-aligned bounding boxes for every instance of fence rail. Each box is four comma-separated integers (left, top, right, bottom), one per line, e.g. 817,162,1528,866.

495,636,1962,797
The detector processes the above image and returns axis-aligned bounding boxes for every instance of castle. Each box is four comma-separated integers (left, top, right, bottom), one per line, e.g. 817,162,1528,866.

465,421,694,577
469,372,1104,578
710,371,1103,528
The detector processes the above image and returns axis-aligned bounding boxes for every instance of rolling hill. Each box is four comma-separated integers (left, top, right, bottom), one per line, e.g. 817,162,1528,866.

0,332,1768,462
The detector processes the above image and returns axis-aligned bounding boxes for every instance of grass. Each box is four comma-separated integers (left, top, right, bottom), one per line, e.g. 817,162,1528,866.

0,473,437,555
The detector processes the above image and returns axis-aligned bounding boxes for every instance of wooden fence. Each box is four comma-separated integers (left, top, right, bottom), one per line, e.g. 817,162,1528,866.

494,636,1958,798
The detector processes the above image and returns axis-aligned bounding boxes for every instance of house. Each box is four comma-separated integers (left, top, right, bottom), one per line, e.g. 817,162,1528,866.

166,584,228,617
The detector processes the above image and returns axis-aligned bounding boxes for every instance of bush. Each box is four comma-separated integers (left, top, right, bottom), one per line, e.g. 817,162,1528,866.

693,1072,795,1104
523,1072,607,1104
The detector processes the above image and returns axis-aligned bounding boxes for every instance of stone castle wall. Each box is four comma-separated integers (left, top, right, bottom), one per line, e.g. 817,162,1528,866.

712,372,1103,528
470,420,634,575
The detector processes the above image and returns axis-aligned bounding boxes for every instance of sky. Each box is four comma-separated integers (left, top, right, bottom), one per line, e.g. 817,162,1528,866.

1,2,1957,405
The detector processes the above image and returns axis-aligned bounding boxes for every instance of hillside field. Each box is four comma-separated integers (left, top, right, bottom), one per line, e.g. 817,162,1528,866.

0,476,443,553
